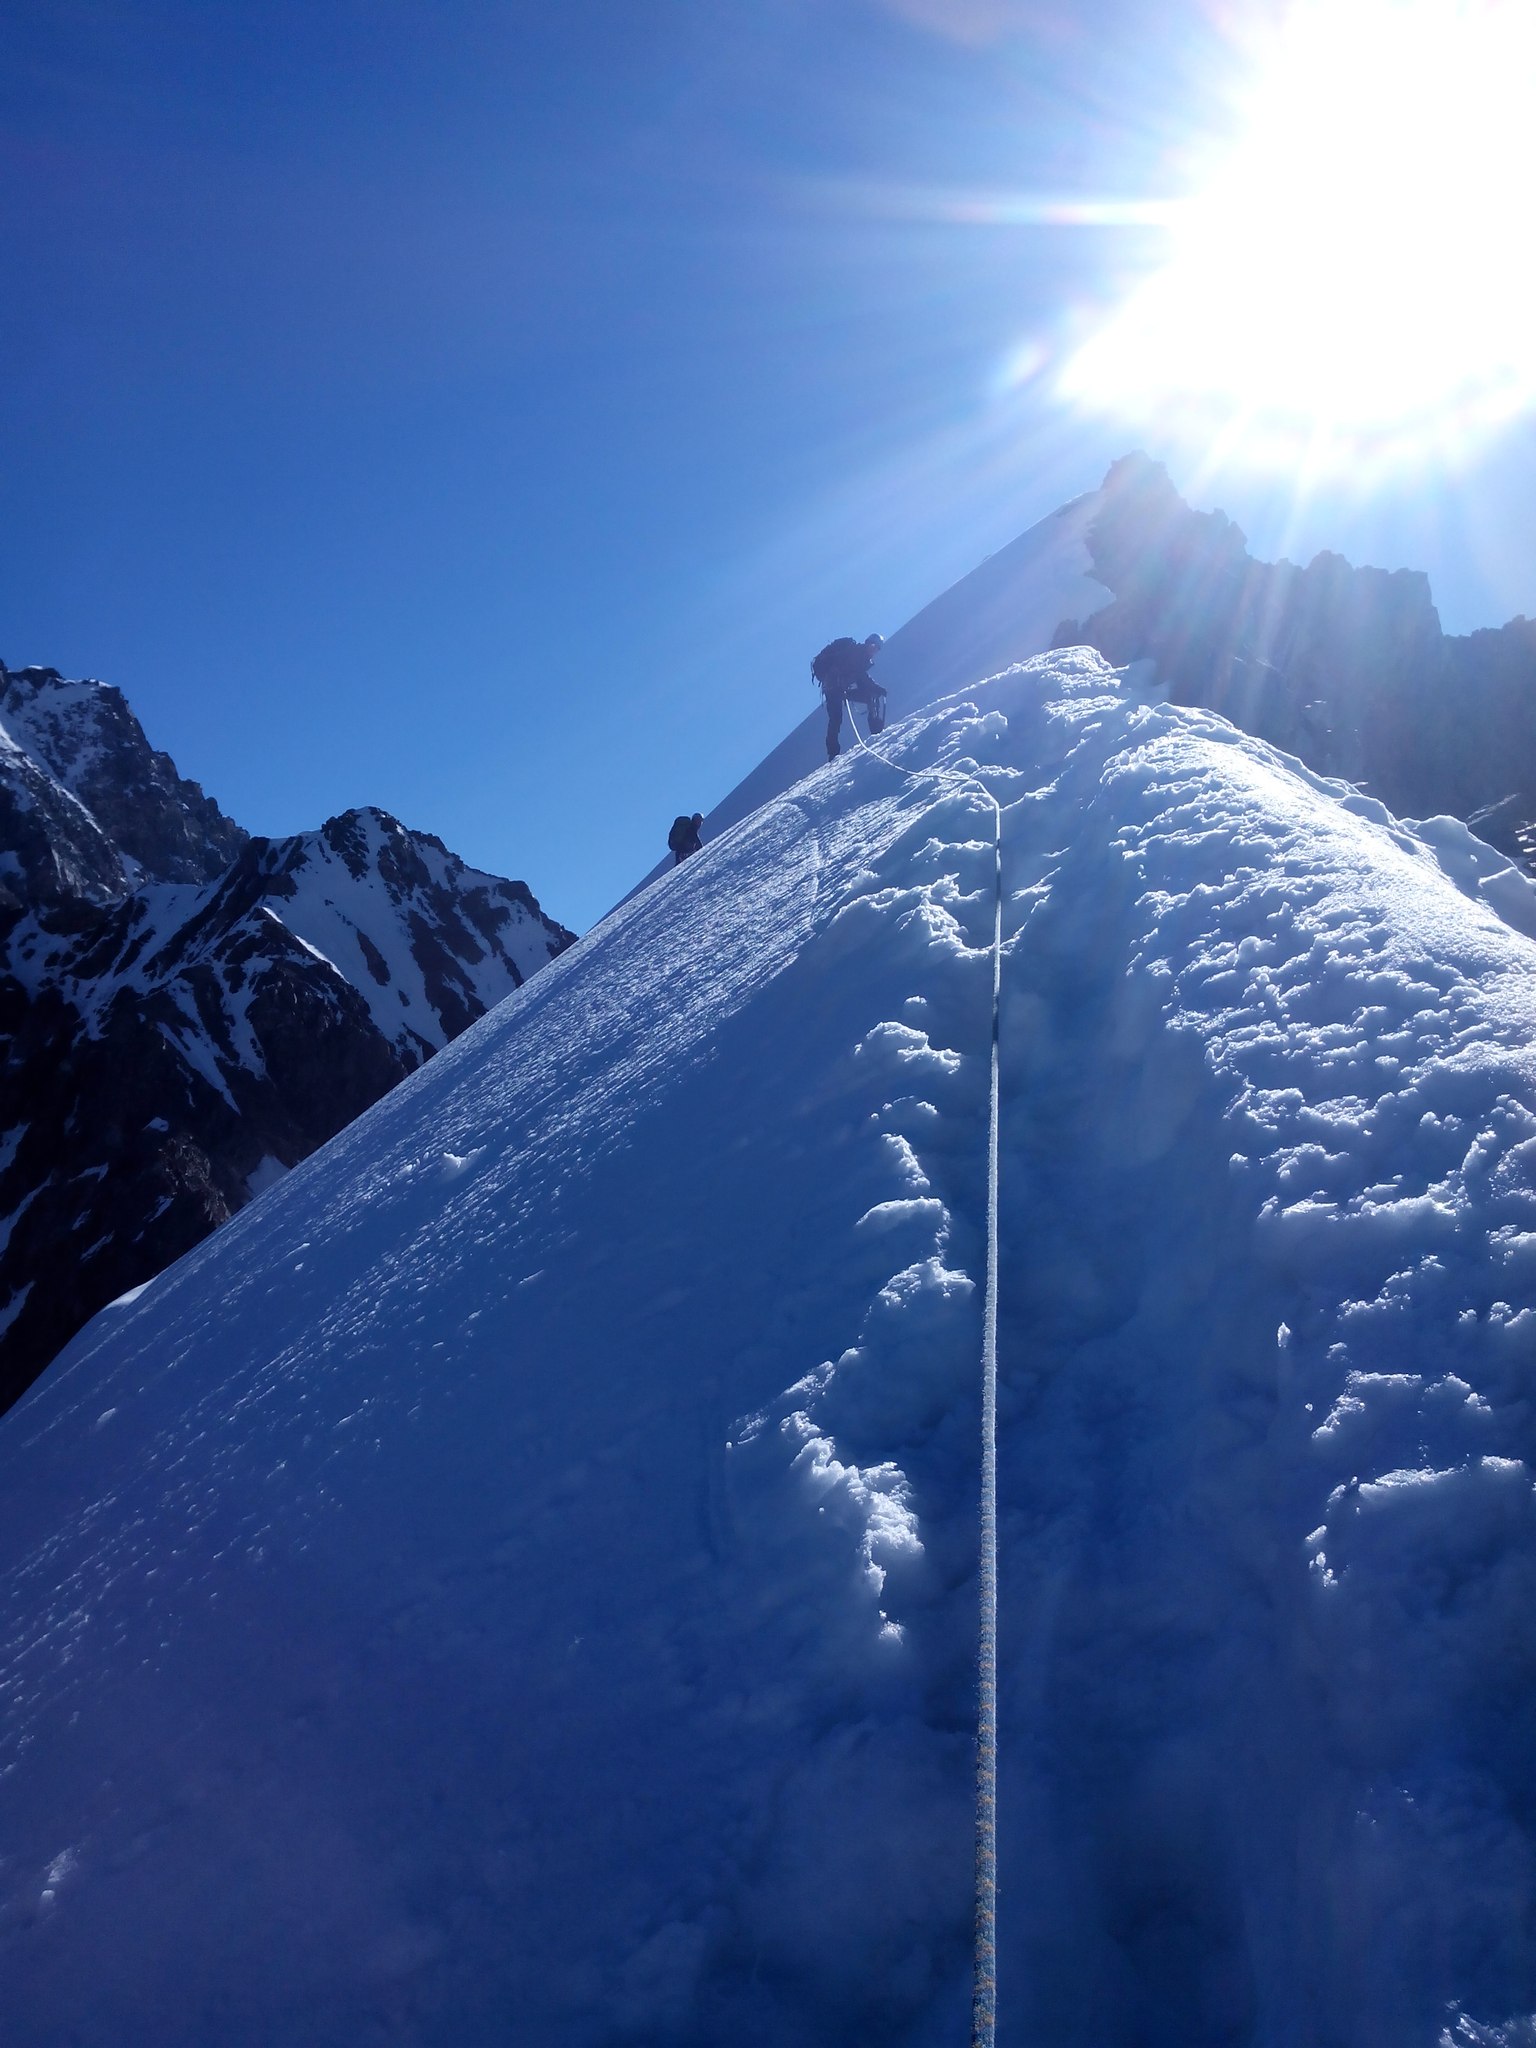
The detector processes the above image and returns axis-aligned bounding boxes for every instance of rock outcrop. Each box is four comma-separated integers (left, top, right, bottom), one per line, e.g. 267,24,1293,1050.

1054,454,1536,855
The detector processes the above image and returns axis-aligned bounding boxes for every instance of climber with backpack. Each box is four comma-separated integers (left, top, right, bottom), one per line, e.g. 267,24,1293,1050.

811,634,887,759
667,812,704,865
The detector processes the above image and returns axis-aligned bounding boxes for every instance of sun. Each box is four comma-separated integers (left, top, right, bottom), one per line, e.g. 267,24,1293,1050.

1060,0,1536,468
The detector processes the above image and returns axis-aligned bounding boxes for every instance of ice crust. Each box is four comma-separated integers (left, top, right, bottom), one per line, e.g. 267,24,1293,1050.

0,651,1534,2045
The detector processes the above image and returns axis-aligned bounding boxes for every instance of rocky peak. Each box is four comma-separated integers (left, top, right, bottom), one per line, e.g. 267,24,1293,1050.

1054,456,1536,829
232,804,574,1059
1089,451,1251,599
0,661,245,889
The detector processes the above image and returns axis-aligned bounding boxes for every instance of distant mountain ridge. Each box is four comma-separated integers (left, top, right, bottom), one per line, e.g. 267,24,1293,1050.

0,661,574,1409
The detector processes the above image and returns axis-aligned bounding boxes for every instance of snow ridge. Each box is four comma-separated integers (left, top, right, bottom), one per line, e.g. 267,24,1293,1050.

2,652,1533,2043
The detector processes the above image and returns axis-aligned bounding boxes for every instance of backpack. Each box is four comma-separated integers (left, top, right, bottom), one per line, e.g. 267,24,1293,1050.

811,637,864,689
668,815,694,853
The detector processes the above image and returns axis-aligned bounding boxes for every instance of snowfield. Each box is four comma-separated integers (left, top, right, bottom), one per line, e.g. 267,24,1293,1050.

2,650,1535,2046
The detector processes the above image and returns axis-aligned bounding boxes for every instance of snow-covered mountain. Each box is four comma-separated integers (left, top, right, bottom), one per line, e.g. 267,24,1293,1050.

3,524,1535,2041
0,663,245,907
0,663,574,1409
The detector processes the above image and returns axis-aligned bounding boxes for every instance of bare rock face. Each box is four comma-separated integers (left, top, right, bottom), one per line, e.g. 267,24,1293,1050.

0,666,574,1413
1054,454,1536,846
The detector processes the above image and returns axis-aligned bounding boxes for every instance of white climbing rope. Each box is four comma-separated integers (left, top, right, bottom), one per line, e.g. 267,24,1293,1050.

843,700,1004,2046
972,778,1002,2048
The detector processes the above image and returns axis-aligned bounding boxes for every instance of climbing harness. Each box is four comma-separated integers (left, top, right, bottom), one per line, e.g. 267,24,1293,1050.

843,702,1004,2048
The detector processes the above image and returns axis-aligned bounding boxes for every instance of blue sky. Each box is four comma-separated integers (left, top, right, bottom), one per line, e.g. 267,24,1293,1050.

5,0,1536,931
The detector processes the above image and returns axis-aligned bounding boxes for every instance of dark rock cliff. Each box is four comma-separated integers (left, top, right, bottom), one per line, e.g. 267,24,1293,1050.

1054,454,1536,850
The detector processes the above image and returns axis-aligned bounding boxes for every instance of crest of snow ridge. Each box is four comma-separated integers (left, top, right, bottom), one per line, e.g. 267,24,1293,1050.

1,655,1532,2044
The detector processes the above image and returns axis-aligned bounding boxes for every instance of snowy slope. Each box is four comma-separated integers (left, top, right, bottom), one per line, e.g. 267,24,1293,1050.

872,488,1110,705
3,653,1535,2046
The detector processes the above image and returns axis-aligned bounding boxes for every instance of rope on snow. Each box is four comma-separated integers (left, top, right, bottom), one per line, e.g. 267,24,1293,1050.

843,701,1004,2046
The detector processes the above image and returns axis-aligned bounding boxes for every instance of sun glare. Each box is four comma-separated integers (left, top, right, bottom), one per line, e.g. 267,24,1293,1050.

1060,0,1536,468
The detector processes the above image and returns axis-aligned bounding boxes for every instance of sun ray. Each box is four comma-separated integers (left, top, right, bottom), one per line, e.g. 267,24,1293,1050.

1056,0,1536,476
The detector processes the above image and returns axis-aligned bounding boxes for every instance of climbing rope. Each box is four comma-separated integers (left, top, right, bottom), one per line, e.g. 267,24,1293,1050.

843,701,1004,2046
972,780,1002,2048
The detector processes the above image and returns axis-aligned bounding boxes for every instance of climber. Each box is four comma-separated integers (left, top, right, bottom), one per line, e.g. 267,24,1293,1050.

667,813,704,865
811,634,886,758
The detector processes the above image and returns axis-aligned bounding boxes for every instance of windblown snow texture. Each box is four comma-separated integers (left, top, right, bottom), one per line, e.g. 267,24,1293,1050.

3,652,1535,2047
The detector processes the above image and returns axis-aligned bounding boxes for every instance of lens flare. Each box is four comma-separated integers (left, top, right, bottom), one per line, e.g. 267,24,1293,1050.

1060,0,1536,470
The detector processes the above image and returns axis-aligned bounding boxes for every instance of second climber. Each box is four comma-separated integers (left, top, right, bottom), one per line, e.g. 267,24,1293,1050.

667,812,704,865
